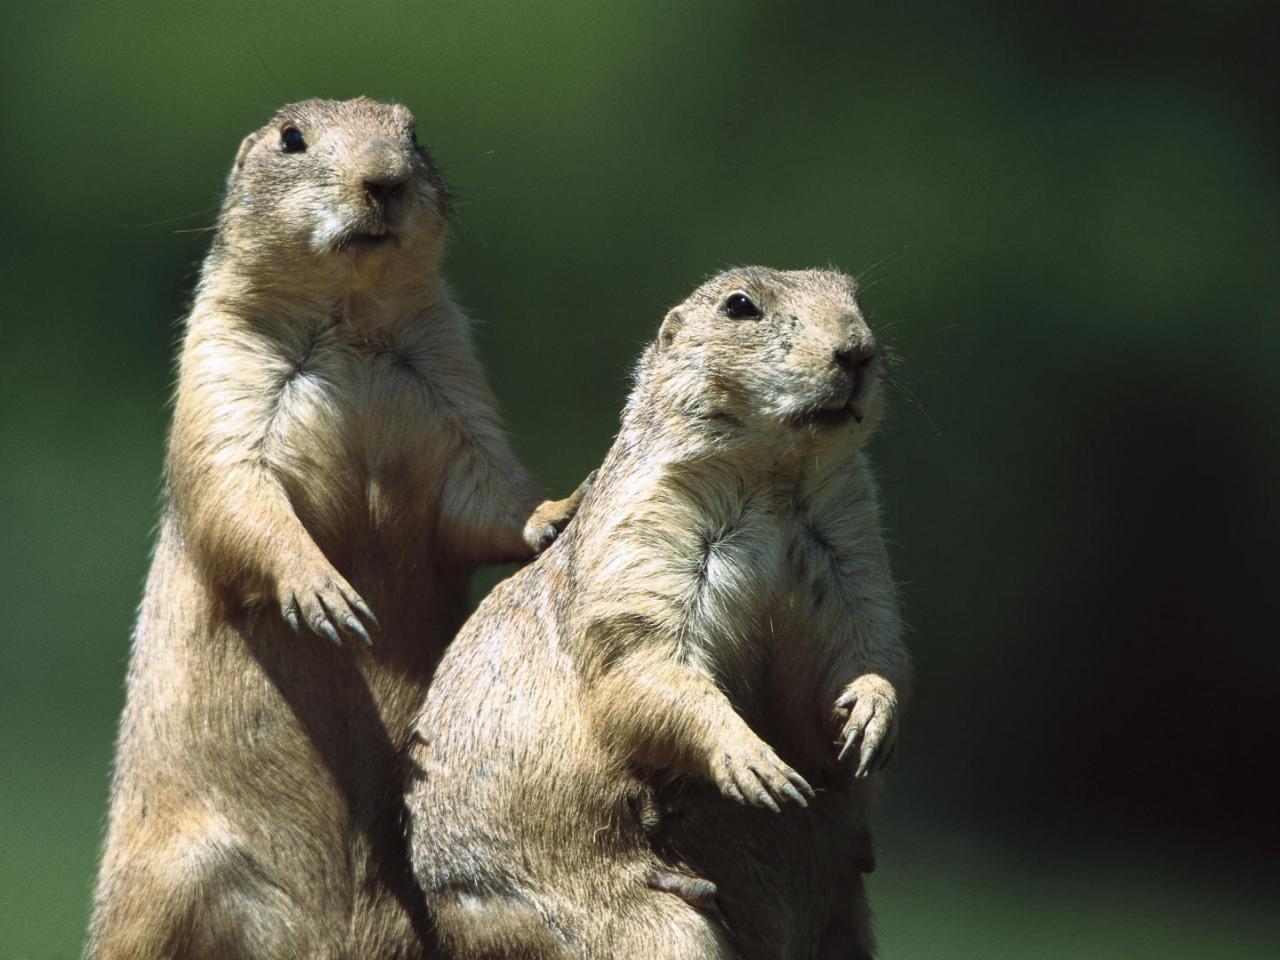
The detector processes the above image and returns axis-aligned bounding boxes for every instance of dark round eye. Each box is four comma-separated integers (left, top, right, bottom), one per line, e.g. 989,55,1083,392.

722,292,762,319
280,126,306,153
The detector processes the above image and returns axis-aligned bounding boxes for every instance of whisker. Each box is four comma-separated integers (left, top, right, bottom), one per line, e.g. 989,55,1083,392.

249,35,292,100
854,250,906,291
449,208,488,248
882,363,941,438
121,206,220,230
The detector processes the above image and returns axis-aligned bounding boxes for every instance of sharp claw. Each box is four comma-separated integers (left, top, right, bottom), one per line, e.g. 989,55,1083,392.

861,742,880,776
318,619,342,646
856,747,875,777
349,596,378,629
779,782,808,807
722,781,745,804
758,790,781,813
790,772,816,799
838,732,857,763
284,606,301,634
316,596,350,647
344,616,372,646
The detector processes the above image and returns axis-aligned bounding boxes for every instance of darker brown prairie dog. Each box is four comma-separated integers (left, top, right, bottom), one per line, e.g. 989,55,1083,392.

406,266,911,959
88,98,580,960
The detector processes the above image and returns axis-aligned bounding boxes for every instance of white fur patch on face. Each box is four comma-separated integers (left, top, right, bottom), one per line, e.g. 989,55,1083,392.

311,207,348,252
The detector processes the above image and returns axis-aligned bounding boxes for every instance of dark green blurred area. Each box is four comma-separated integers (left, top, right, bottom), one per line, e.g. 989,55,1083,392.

3,2,1277,956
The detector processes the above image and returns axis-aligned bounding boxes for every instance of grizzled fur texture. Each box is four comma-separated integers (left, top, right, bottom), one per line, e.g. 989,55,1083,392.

88,98,579,960
405,267,911,959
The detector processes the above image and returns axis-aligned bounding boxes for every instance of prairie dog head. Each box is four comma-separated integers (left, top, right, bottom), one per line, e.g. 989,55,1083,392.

216,97,448,281
641,267,884,451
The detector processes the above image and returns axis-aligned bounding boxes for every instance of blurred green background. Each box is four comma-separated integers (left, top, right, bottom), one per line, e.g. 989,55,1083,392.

3,2,1277,957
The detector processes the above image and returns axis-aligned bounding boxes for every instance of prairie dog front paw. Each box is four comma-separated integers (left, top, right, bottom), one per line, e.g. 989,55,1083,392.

833,673,898,777
709,739,815,812
522,470,597,554
522,504,565,554
276,552,378,647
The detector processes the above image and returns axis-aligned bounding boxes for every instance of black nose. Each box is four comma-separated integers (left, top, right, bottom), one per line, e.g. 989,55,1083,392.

833,342,877,376
363,171,409,204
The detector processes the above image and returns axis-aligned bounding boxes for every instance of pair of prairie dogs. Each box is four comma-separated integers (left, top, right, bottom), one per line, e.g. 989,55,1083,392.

89,97,910,960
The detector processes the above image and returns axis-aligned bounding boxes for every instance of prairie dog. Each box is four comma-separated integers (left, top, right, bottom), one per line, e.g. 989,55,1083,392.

88,97,579,960
405,267,910,959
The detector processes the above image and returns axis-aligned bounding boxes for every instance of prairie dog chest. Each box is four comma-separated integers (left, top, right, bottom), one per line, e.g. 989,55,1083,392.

779,506,856,630
684,487,784,626
268,321,439,457
686,474,862,678
263,320,448,530
700,483,852,609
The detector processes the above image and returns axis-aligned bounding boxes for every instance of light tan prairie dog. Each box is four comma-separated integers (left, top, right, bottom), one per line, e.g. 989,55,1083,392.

405,266,911,959
88,97,580,960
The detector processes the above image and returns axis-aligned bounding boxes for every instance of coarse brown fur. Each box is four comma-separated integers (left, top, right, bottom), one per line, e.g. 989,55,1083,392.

405,267,911,959
88,97,580,960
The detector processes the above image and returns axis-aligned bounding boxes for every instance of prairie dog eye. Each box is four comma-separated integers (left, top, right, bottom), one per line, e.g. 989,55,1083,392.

722,292,762,319
280,126,307,153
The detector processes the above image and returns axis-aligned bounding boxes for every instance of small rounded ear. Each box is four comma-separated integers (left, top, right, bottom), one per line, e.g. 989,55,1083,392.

658,309,684,348
227,133,259,187
391,101,414,126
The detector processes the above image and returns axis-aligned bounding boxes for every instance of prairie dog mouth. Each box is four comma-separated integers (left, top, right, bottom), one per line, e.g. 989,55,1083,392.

794,399,862,429
793,352,880,429
791,381,868,429
343,230,395,250
332,219,396,253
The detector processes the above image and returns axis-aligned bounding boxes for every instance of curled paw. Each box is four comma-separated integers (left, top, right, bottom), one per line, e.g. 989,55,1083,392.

834,674,898,778
277,557,378,647
648,868,719,911
710,742,815,812
522,470,597,554
522,510,562,555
